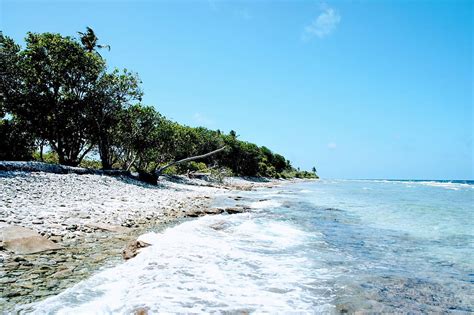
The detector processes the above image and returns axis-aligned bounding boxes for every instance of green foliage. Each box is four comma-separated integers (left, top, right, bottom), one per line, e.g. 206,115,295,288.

1,32,105,166
210,167,234,183
0,29,318,179
32,151,59,164
161,165,177,175
79,158,102,170
88,69,143,169
0,119,36,161
178,161,207,173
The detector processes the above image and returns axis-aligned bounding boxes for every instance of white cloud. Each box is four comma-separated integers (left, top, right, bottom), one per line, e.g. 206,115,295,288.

303,7,341,40
328,142,337,149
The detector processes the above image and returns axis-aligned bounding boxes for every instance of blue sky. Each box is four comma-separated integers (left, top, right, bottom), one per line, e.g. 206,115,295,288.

1,0,472,179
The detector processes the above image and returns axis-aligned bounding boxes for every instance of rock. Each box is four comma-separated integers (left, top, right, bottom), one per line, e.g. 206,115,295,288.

186,210,204,218
0,225,62,254
204,208,225,215
133,307,149,315
49,235,62,243
51,268,73,278
65,224,78,231
225,207,246,214
4,290,22,298
210,221,229,230
86,223,131,233
122,240,151,260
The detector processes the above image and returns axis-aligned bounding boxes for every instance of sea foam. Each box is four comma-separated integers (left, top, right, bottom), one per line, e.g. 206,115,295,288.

28,213,334,314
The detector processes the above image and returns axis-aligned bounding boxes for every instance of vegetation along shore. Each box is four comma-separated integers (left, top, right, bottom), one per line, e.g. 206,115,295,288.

0,28,317,182
0,28,317,312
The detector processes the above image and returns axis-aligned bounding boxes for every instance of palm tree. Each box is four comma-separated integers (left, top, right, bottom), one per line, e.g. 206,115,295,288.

78,27,110,54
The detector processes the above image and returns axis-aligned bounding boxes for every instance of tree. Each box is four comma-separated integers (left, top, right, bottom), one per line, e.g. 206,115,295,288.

4,32,106,166
88,69,142,169
0,119,36,160
78,27,110,54
115,104,163,171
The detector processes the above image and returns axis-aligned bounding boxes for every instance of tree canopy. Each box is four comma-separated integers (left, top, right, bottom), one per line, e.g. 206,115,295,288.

0,29,318,180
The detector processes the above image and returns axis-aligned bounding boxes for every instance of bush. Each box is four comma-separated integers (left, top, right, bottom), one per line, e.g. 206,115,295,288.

33,151,59,164
176,161,208,174
210,167,233,183
162,165,178,175
79,158,102,170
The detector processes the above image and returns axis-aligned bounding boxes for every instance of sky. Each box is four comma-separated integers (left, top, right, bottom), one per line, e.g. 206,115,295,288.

1,0,472,179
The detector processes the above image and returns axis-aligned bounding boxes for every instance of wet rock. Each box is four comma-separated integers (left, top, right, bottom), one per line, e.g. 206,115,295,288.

210,221,229,231
4,290,22,298
0,225,62,254
122,240,151,260
186,210,204,218
204,208,225,215
225,207,246,214
133,307,149,315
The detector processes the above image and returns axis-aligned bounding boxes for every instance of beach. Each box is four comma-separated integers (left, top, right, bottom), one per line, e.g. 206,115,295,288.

0,167,280,312
1,171,473,313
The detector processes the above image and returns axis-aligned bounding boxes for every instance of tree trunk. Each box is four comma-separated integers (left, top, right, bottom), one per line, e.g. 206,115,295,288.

155,146,226,178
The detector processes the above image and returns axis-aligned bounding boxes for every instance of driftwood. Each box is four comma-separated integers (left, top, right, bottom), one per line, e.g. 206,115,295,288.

155,146,226,177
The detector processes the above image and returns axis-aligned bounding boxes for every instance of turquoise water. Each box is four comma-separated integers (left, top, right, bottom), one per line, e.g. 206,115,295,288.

26,180,473,313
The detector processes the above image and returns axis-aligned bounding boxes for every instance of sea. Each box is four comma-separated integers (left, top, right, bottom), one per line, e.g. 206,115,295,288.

24,179,473,314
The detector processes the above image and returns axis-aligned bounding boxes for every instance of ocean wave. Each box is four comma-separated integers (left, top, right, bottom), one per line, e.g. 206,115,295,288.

27,215,334,314
249,199,282,209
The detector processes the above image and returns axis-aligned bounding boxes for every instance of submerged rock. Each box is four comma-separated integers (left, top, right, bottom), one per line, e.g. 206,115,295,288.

209,220,229,231
0,225,62,254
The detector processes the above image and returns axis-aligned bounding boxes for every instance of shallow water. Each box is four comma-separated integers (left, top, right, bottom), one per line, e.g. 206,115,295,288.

24,180,474,313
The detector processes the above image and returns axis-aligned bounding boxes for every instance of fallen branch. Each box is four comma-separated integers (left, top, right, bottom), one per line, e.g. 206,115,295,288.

156,146,226,177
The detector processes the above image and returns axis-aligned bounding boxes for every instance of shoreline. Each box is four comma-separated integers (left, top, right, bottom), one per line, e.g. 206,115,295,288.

0,168,289,311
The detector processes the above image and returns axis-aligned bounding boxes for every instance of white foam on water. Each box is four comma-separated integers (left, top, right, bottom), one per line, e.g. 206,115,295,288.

249,199,282,209
416,181,466,190
27,214,334,314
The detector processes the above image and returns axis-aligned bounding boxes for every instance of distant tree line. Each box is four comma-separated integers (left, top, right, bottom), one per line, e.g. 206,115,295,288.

0,29,318,180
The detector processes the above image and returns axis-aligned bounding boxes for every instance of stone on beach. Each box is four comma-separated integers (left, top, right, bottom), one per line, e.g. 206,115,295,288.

225,207,247,214
0,225,62,254
122,240,151,260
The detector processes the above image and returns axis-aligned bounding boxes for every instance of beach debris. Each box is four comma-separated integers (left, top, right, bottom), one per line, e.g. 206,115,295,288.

0,225,62,254
122,240,151,260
